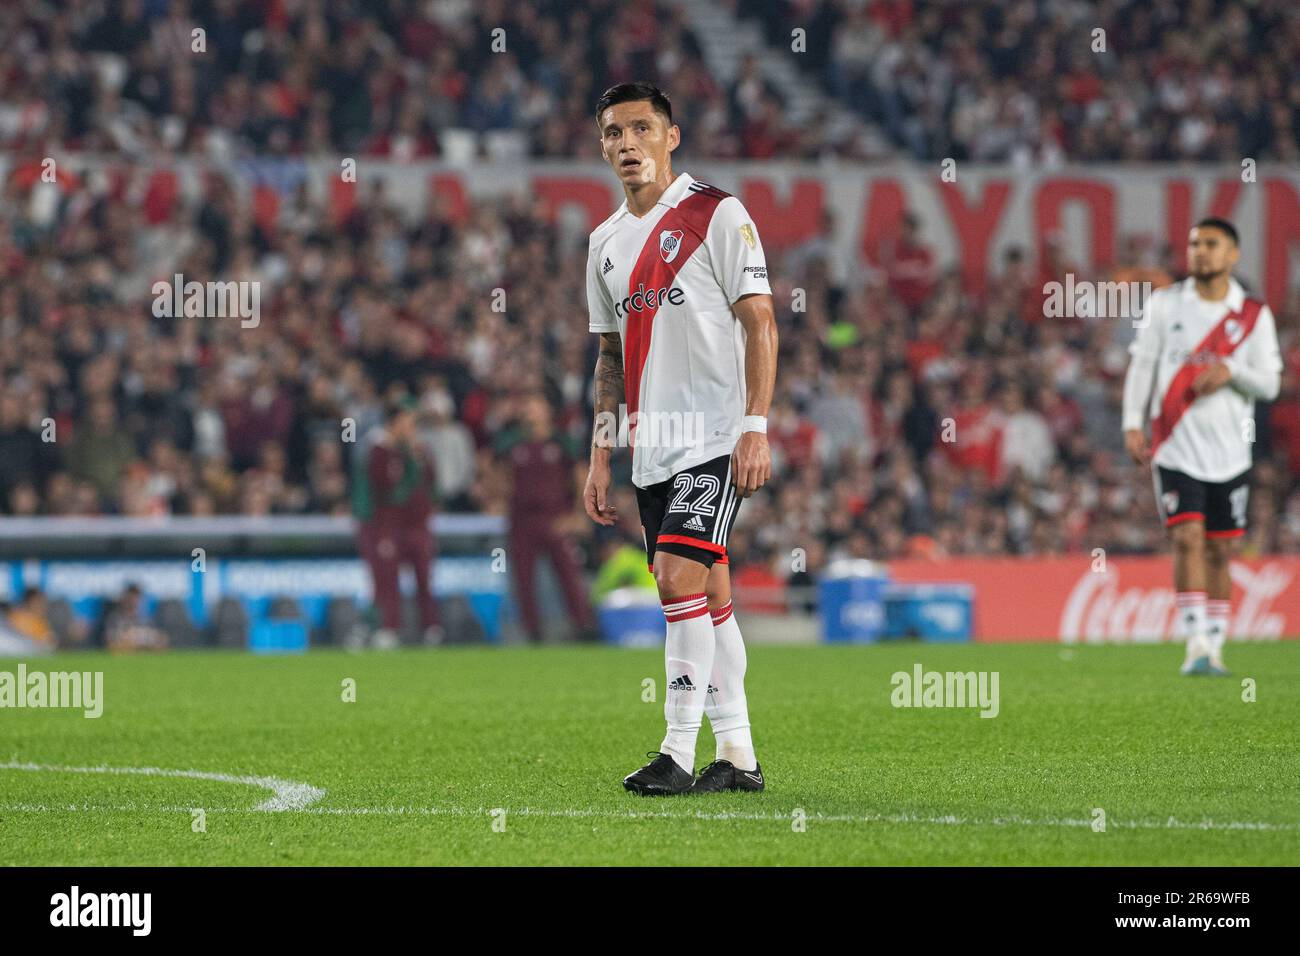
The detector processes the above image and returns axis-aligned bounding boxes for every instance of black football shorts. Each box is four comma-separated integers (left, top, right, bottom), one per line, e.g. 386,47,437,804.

1153,465,1250,537
636,454,742,571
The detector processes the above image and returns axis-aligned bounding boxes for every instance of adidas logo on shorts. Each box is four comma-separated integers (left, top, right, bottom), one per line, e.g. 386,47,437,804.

668,675,695,691
683,515,707,532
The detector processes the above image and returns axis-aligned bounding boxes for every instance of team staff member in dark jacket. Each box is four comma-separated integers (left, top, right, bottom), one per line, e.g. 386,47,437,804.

357,397,442,647
498,393,596,643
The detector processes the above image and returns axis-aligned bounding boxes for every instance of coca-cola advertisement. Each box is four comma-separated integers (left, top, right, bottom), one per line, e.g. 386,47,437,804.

888,557,1300,643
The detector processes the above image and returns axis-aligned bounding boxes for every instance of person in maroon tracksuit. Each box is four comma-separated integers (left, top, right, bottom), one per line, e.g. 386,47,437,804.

499,393,596,642
366,398,442,646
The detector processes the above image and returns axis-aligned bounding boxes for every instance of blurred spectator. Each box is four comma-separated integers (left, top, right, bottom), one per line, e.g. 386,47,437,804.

64,398,136,507
103,583,168,653
6,587,53,648
942,371,1004,485
417,377,477,511
998,384,1055,482
882,212,935,310
0,391,55,507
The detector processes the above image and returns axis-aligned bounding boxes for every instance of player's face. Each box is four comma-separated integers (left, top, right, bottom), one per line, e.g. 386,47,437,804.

598,102,679,184
1187,226,1239,279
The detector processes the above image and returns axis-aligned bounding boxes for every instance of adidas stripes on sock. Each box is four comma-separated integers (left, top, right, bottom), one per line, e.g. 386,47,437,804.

704,600,756,771
659,593,715,774
1206,599,1230,658
1176,590,1208,657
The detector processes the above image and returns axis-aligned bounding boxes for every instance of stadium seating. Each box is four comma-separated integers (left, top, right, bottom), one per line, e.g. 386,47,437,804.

1,0,1297,650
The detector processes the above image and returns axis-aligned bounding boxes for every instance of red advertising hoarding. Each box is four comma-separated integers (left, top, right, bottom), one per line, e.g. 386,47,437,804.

887,556,1299,643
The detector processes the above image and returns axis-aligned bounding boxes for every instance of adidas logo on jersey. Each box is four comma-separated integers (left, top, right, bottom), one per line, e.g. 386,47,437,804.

668,675,695,691
688,181,728,199
682,515,707,532
602,256,614,275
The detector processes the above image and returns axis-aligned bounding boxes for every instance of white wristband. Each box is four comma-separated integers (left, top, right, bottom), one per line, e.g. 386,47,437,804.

740,415,767,434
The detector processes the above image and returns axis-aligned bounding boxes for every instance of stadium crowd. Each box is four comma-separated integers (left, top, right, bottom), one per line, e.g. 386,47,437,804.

748,0,1300,163
1,0,1299,604
4,166,1300,577
2,0,1298,165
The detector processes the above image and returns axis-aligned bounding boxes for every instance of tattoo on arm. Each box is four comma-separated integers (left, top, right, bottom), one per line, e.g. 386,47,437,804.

595,332,624,413
593,332,624,448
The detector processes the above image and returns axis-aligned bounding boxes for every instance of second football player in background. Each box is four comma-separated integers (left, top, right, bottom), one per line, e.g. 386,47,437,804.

1123,218,1282,676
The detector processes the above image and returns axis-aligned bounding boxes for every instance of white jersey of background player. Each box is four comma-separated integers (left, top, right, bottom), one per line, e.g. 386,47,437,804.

1122,218,1281,675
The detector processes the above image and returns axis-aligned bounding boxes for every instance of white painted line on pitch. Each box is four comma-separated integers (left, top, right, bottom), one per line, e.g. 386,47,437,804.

0,798,1294,832
2,760,1294,831
289,807,1300,831
0,760,325,812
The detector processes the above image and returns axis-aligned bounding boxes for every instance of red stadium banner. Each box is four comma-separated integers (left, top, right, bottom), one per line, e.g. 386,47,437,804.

6,159,1300,308
405,163,1300,307
887,556,1300,643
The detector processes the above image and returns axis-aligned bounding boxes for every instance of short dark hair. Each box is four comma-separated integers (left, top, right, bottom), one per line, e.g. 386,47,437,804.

1193,217,1239,246
386,395,418,421
595,82,672,125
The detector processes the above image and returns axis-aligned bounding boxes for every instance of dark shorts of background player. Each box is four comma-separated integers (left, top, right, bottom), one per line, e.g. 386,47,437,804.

1153,465,1250,538
636,454,742,571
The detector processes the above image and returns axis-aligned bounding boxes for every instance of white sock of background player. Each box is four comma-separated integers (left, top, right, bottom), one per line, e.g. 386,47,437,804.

659,593,715,774
704,599,757,771
1177,590,1208,661
1206,599,1230,661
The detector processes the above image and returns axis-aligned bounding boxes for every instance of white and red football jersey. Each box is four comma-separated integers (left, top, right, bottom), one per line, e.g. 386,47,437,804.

586,172,772,488
1123,277,1282,482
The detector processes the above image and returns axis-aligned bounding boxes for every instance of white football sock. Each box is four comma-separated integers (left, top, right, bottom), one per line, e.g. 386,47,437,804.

704,600,756,771
1176,590,1208,660
659,593,715,774
1206,599,1230,659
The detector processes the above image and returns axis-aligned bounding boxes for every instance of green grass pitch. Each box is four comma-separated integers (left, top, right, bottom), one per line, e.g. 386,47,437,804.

1,642,1296,865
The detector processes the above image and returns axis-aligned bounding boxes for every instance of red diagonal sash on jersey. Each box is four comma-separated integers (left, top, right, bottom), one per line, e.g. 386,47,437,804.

623,188,726,445
1150,297,1263,453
